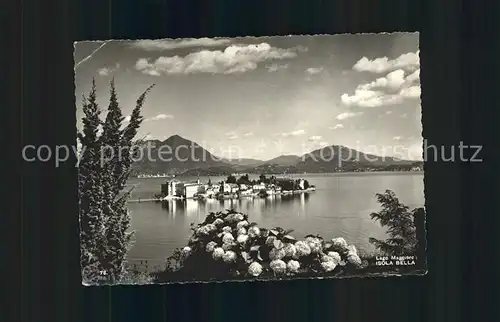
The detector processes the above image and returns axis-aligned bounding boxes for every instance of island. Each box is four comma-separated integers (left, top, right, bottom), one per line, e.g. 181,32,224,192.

158,174,316,201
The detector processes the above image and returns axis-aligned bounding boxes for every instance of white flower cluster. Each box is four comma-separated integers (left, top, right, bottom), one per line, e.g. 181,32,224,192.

176,211,364,279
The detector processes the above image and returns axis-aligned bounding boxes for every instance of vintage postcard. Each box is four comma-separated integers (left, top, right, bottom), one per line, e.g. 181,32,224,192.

74,33,426,285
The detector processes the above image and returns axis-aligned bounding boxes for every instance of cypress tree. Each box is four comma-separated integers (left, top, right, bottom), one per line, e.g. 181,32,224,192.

78,78,154,283
100,79,154,281
78,79,106,283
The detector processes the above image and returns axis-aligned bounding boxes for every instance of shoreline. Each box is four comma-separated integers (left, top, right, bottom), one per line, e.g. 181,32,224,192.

131,170,424,180
128,188,317,203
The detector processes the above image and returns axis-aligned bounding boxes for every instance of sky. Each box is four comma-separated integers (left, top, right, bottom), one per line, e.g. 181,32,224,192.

74,33,422,161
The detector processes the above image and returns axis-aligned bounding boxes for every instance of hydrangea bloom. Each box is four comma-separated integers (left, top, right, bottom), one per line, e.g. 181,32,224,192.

265,236,277,246
212,218,224,227
321,260,337,272
347,253,362,266
321,254,334,262
237,228,247,236
331,237,348,249
306,237,323,254
206,241,217,253
283,243,297,258
247,226,261,238
196,224,217,236
222,226,232,234
287,260,300,273
236,220,249,230
327,251,342,265
294,241,311,257
212,247,225,260
347,244,357,255
222,242,235,251
269,247,287,260
224,213,244,224
222,233,235,244
248,262,263,277
223,250,237,263
237,234,249,244
270,259,287,274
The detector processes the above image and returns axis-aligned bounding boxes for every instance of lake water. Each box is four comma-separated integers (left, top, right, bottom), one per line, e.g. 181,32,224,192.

126,172,425,270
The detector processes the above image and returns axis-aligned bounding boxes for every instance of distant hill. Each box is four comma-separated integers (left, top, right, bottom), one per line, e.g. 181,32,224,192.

131,135,230,175
130,135,422,176
293,145,416,172
262,155,301,166
221,158,264,167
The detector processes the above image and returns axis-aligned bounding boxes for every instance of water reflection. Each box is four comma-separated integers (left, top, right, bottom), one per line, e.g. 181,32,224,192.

159,194,311,218
128,173,425,264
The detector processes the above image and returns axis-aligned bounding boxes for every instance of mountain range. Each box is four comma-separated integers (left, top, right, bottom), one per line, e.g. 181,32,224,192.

131,135,423,176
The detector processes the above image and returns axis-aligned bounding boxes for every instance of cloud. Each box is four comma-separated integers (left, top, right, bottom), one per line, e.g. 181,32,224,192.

129,38,231,51
97,63,120,76
308,135,322,141
224,131,239,140
399,85,421,98
341,68,421,108
358,69,406,91
335,112,363,120
148,114,174,121
353,51,420,73
243,132,254,137
306,67,324,75
386,110,393,115
135,43,302,75
329,124,344,130
406,69,420,83
266,63,289,72
341,89,406,107
392,136,402,141
319,141,329,147
282,129,306,137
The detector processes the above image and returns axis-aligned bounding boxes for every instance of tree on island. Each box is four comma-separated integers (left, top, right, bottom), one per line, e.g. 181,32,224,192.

369,190,425,258
236,174,251,185
78,78,154,284
303,180,310,190
226,175,237,184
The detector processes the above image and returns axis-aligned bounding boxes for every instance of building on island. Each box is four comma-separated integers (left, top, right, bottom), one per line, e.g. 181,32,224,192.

183,182,206,199
239,189,253,196
223,183,239,194
252,183,266,192
161,179,205,199
161,180,183,197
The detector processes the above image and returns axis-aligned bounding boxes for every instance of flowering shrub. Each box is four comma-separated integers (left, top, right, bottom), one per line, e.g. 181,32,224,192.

155,210,365,282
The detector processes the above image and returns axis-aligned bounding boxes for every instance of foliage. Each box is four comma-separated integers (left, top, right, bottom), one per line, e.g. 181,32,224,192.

226,175,237,184
369,189,425,256
236,174,251,185
78,78,154,284
153,210,364,283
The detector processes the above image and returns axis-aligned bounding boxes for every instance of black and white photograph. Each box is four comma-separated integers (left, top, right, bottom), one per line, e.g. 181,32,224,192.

74,33,426,285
